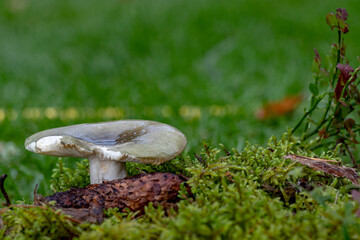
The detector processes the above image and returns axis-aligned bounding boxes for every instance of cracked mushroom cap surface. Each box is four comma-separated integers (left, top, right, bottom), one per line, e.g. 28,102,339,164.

25,120,187,164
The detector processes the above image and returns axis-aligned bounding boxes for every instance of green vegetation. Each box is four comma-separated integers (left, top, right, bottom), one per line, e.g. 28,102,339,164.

292,8,360,168
1,0,360,239
2,133,360,239
1,0,360,200
50,158,89,192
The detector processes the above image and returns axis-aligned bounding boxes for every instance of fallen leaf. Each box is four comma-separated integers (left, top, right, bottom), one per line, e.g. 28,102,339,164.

318,128,330,139
284,154,359,184
255,95,302,120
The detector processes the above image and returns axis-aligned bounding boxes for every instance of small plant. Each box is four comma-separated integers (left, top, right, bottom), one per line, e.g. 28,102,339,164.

50,158,90,192
292,8,360,168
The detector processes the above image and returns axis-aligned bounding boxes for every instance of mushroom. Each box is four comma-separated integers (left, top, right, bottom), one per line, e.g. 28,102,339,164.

25,120,187,184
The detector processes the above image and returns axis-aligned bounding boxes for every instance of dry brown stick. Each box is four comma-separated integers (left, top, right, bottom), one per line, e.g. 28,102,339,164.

33,184,47,205
284,154,340,163
34,184,38,196
0,174,11,206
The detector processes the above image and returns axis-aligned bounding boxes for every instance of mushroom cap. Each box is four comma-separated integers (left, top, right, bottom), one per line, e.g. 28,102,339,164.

25,120,187,165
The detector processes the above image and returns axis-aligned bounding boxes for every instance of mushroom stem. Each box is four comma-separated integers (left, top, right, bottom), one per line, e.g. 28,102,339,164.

88,156,127,184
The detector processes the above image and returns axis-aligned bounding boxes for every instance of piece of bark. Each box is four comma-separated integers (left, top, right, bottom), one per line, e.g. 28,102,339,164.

46,172,189,223
284,154,359,184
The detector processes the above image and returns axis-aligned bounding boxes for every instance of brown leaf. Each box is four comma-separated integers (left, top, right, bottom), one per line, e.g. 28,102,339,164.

255,94,303,120
318,128,330,139
46,172,190,223
284,154,359,184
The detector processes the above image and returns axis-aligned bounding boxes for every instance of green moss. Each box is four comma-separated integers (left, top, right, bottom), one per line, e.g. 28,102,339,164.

50,158,90,192
1,204,87,239
2,132,360,239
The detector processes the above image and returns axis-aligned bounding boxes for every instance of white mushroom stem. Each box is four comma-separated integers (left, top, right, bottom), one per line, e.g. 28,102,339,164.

88,156,128,184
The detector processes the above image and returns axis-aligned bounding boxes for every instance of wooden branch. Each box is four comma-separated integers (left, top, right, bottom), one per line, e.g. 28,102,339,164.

0,174,11,206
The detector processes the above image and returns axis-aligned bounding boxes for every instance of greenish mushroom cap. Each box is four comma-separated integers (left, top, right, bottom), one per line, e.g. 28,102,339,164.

25,120,187,165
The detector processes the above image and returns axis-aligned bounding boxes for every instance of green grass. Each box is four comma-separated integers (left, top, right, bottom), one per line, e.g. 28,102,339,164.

1,0,360,200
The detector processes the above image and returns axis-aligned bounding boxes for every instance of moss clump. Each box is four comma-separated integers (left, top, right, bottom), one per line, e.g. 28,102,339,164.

2,132,360,239
1,204,86,239
50,158,90,192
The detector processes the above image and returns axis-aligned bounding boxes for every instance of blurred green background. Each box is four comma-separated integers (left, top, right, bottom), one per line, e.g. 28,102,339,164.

1,0,360,201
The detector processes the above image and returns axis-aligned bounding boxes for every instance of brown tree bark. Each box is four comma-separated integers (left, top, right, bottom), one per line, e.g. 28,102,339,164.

45,172,190,223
